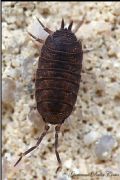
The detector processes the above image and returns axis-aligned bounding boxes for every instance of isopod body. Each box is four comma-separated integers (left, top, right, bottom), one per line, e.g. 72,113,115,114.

14,18,84,172
35,26,83,125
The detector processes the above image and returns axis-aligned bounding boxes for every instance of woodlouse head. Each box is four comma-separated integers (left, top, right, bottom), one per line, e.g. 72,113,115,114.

52,19,77,44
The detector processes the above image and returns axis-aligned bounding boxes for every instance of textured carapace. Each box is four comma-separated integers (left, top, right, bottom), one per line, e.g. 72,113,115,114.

14,17,84,173
35,20,83,125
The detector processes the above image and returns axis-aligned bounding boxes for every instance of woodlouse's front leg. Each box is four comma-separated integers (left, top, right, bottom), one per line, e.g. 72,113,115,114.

83,47,97,53
83,40,103,53
81,37,103,53
28,31,44,43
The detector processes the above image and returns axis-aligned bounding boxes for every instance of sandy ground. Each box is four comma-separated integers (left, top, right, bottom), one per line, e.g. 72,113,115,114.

2,2,120,180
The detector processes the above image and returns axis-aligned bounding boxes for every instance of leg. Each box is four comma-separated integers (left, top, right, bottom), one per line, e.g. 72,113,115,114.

83,47,96,53
55,125,62,173
36,17,53,35
83,38,104,53
28,31,44,43
73,13,86,33
14,124,50,167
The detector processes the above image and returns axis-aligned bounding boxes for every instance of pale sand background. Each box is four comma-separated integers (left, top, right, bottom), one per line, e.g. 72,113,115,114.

2,2,120,180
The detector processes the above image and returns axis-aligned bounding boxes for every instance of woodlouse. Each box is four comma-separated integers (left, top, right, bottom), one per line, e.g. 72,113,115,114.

14,15,87,172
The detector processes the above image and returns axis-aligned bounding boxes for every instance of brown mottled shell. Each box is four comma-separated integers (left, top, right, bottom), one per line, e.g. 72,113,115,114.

35,27,83,124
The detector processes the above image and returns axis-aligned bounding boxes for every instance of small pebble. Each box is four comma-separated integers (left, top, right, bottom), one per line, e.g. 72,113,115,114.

84,131,99,146
57,174,71,180
95,135,117,161
71,167,80,176
64,159,72,169
2,78,16,107
21,57,35,83
28,108,45,130
112,153,120,166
